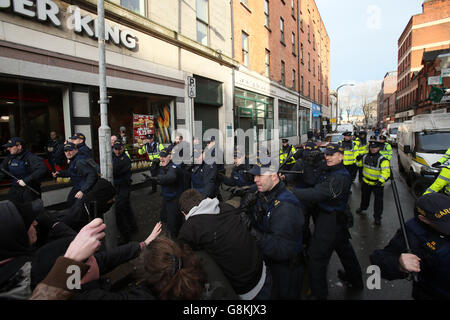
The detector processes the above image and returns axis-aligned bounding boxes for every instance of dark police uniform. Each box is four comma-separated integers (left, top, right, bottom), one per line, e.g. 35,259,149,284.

168,140,192,191
191,161,219,199
220,158,254,189
112,141,137,241
246,163,305,299
70,133,93,158
293,144,363,299
0,137,47,203
370,193,450,300
57,143,98,208
156,149,186,238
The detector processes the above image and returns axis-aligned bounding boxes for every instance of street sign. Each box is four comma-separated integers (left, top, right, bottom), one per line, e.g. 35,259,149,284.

187,76,196,98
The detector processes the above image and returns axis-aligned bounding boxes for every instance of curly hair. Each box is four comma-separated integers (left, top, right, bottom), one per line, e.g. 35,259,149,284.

140,236,206,300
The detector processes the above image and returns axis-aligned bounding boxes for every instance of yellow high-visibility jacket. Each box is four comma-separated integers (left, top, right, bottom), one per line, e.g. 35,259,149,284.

138,141,164,161
356,142,368,167
437,148,450,165
424,165,450,196
358,153,390,186
279,145,297,165
379,142,393,161
340,140,358,166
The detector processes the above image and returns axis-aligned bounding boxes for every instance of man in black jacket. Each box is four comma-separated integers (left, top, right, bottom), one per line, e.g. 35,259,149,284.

112,140,137,243
242,160,305,299
0,137,47,203
150,149,185,238
52,142,98,208
46,131,65,173
177,188,271,300
292,143,363,299
69,133,93,159
370,193,449,300
191,147,219,199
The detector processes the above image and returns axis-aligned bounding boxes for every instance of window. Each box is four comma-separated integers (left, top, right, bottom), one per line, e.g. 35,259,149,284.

308,52,311,71
292,33,295,55
308,25,310,42
242,32,249,67
121,0,145,16
313,34,315,50
308,81,311,97
265,49,270,77
300,43,304,63
264,0,270,27
235,88,274,141
280,18,284,43
313,59,315,76
281,60,285,85
313,85,316,100
291,0,295,17
241,0,248,6
299,107,311,136
301,75,304,94
196,0,209,45
300,12,303,31
279,101,297,138
292,69,296,90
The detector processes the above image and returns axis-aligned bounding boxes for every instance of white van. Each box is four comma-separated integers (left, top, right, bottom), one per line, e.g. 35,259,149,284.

386,122,402,146
335,124,354,133
397,113,450,193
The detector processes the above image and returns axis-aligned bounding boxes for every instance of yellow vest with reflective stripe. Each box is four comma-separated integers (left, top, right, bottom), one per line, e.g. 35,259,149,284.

340,140,357,165
138,142,164,160
280,145,297,165
424,166,450,196
356,143,368,167
437,148,450,165
361,154,391,186
379,142,393,161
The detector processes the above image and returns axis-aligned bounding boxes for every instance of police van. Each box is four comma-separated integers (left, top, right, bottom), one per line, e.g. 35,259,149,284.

386,122,402,147
397,113,450,197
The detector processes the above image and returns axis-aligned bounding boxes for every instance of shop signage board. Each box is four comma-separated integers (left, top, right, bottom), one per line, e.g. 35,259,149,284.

442,68,450,78
428,76,442,85
133,114,154,142
0,0,138,50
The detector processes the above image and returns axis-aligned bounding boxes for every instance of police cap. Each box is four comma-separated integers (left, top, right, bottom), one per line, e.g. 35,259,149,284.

113,140,124,150
324,143,344,155
379,135,387,141
342,131,352,137
282,138,289,143
64,142,77,151
248,157,278,175
304,141,318,151
415,193,450,235
159,149,170,157
2,137,25,148
369,141,382,148
69,133,86,141
146,134,154,139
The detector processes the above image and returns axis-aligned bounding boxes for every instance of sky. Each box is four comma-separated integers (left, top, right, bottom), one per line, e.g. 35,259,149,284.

315,0,424,90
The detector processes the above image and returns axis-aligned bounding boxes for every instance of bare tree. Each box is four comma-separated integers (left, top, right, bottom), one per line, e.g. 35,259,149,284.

351,81,382,126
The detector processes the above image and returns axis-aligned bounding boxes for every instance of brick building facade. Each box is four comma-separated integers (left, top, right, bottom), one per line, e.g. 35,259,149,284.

395,0,450,121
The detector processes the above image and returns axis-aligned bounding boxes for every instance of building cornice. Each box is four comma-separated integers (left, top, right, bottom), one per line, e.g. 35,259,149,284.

74,0,239,69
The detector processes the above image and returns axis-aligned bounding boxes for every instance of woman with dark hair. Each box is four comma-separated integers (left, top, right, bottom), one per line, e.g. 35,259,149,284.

140,236,206,300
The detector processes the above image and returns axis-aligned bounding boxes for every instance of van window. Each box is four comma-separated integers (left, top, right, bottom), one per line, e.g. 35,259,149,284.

389,128,398,134
415,131,450,153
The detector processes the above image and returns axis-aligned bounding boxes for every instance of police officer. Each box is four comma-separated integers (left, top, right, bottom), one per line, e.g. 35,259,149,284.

423,165,450,196
292,144,363,299
378,135,393,162
355,131,368,182
46,131,65,173
204,136,225,176
191,147,219,199
340,131,358,182
150,148,185,238
279,138,297,171
370,193,450,300
356,141,391,225
218,148,254,189
69,133,93,158
168,134,191,191
241,160,305,299
0,137,47,203
112,140,137,243
432,147,450,168
52,142,98,208
138,133,164,194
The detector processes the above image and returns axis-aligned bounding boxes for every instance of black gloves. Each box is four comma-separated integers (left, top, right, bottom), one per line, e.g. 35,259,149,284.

240,191,258,209
356,155,363,161
375,181,383,187
432,162,441,168
249,227,263,242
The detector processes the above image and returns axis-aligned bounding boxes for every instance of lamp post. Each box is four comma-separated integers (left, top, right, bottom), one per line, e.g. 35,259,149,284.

331,83,354,129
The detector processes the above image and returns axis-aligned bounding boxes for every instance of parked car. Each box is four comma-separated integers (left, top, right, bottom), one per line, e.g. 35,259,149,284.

386,122,402,147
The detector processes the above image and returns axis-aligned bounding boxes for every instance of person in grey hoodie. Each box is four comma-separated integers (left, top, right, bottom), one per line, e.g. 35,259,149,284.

177,189,272,300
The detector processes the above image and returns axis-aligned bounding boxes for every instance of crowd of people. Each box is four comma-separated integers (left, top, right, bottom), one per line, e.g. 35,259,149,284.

0,127,448,300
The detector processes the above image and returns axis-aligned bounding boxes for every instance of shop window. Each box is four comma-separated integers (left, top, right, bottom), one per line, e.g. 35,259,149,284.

299,107,311,135
235,89,274,141
121,0,145,16
0,77,67,190
279,101,296,138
